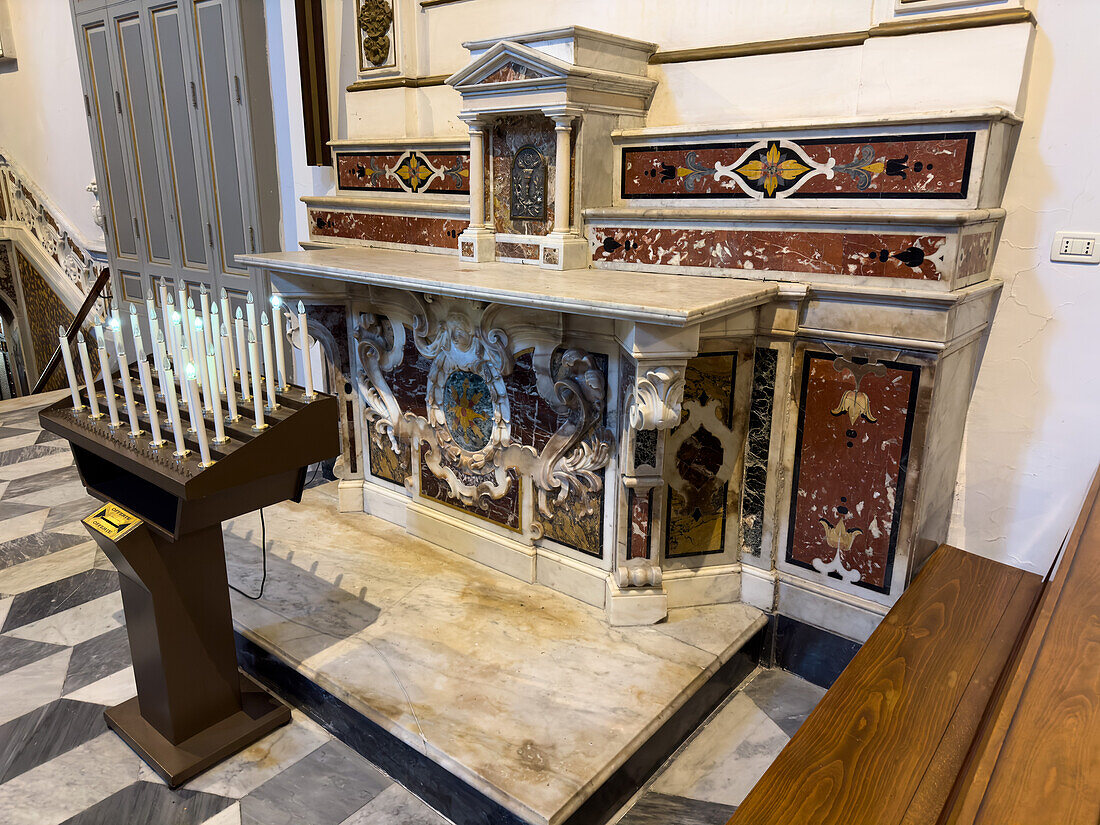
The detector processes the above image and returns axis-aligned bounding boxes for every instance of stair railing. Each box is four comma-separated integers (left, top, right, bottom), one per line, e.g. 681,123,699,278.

31,267,112,395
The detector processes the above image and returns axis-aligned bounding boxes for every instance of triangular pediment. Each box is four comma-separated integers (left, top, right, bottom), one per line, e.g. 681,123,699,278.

446,41,574,89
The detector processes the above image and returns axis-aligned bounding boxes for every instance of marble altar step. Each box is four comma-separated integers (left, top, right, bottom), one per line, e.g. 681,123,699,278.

223,483,767,825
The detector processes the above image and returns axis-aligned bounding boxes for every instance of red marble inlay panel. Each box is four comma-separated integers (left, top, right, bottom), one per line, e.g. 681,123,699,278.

419,444,521,530
786,353,919,593
479,61,549,84
629,487,652,559
310,209,467,250
622,133,976,199
335,151,470,194
591,226,947,281
495,241,539,261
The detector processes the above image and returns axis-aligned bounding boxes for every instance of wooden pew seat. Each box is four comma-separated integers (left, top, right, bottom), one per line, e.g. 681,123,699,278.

730,470,1100,825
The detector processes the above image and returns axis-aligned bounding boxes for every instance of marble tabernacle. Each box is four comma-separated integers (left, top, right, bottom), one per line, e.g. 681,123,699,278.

243,27,1020,643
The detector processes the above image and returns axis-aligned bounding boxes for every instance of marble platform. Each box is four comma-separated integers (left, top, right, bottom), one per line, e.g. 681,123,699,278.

223,485,766,825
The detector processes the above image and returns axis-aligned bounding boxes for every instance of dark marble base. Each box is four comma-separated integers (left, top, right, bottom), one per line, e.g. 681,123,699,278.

617,792,736,825
237,625,766,825
769,614,862,690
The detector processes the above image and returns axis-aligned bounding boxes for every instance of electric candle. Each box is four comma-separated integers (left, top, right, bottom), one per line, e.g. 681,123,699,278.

260,311,277,410
270,295,287,389
221,324,239,422
138,355,164,448
185,296,198,356
58,325,82,410
193,316,213,412
207,344,227,445
297,301,314,397
77,332,101,418
163,361,188,457
235,308,250,401
157,278,169,324
205,340,220,413
165,293,178,363
148,307,165,394
246,291,257,340
184,362,211,466
96,326,120,428
220,288,236,378
172,311,187,406
248,330,266,430
109,312,141,436
210,302,225,393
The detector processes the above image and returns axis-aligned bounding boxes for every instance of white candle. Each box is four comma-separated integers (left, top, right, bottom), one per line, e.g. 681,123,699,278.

109,313,141,436
221,323,239,422
209,301,225,393
248,330,266,430
185,296,198,357
77,332,101,418
148,307,165,395
246,291,257,341
58,325,82,410
235,308,250,401
157,278,169,322
172,312,187,407
163,362,188,457
193,316,213,412
182,365,210,468
297,301,314,397
165,293,178,363
260,311,277,410
220,288,236,378
199,285,213,365
96,326,120,428
270,295,288,389
138,355,164,447
207,344,227,444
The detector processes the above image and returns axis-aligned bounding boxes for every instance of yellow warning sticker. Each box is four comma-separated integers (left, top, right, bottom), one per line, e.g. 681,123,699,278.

83,502,142,541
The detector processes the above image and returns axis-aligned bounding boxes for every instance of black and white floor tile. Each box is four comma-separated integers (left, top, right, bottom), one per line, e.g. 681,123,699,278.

612,667,826,825
0,392,453,825
0,392,826,825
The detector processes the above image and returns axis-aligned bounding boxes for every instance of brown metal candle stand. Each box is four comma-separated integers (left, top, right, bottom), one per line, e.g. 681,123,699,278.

40,374,339,788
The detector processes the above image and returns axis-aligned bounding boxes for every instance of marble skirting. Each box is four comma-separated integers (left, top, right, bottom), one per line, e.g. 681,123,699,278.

223,486,766,825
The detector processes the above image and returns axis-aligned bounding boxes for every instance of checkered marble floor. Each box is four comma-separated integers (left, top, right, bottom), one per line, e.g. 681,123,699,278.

611,668,826,825
0,391,452,825
0,391,825,825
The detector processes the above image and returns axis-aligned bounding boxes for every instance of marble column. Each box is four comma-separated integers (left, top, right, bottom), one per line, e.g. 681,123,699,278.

457,114,495,262
550,113,573,235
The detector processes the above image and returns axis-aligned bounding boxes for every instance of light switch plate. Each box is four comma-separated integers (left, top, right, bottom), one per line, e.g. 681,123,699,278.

1051,231,1100,264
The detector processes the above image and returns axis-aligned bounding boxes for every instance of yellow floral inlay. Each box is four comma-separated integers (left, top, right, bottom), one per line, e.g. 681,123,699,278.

736,143,811,197
831,389,877,425
820,516,863,553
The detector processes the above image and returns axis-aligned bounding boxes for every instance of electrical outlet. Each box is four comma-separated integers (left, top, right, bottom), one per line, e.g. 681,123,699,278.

1052,231,1100,263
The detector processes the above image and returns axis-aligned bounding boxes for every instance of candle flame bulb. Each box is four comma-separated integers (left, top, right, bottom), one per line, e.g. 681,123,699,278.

221,287,228,299
108,315,120,331
187,296,195,309
247,292,254,305
195,317,203,331
200,284,208,295
270,294,282,308
297,300,306,314
167,293,175,306
184,362,197,381
236,307,243,319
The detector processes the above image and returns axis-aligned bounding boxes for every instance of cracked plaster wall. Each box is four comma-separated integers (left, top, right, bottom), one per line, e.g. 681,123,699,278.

947,0,1100,573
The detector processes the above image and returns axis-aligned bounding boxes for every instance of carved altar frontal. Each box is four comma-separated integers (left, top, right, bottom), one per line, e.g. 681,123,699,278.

356,293,613,557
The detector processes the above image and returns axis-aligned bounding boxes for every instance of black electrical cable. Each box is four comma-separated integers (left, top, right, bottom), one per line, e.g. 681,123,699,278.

229,507,267,601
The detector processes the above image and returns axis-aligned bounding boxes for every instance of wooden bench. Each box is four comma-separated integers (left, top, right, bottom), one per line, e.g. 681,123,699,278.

730,470,1100,825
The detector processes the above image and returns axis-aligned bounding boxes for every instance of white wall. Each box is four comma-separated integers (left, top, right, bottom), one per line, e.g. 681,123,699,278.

947,0,1100,573
0,0,102,245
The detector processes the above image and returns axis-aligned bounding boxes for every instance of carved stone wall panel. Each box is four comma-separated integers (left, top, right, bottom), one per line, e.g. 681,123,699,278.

490,115,557,237
622,133,976,200
664,353,738,558
786,352,920,593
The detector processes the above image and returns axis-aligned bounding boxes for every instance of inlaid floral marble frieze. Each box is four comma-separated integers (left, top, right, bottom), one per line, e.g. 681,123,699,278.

590,226,949,280
786,353,920,594
309,209,467,250
621,133,976,199
335,151,470,194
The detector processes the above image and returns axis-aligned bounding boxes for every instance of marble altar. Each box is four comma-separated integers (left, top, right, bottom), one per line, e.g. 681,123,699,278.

242,26,1020,640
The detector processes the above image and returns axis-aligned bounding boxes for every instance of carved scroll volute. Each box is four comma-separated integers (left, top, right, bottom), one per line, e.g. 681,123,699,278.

628,365,686,431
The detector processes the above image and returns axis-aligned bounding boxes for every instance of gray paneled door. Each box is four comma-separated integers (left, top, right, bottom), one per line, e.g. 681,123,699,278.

71,0,275,323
